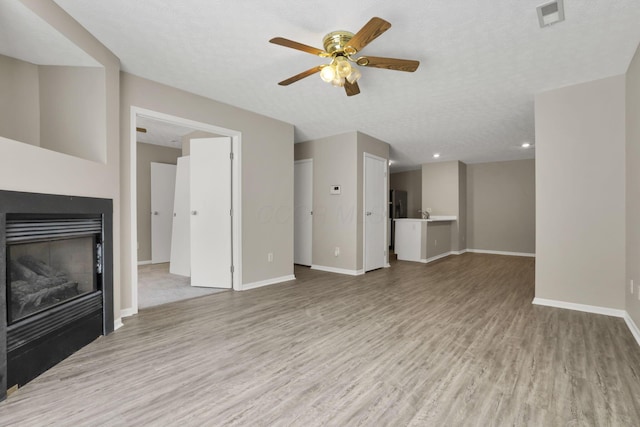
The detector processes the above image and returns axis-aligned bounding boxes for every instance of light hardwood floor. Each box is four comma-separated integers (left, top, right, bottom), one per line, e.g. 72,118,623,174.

1,253,639,426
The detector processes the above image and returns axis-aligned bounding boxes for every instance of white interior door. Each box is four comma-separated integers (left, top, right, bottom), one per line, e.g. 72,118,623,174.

294,160,313,266
190,137,232,288
151,162,177,264
364,154,387,271
170,156,191,276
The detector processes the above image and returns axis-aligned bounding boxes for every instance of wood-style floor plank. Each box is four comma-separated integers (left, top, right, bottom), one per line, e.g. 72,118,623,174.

1,253,639,426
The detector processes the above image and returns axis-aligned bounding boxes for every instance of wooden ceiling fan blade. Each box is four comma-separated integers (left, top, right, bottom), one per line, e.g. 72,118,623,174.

269,37,329,57
345,17,391,54
278,66,324,86
344,80,360,96
359,56,420,72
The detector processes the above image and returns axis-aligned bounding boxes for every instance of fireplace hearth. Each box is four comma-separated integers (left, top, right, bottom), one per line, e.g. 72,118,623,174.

1,191,113,402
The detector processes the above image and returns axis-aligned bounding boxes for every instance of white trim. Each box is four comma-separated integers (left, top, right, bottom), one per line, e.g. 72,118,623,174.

114,318,124,331
467,249,535,257
137,260,152,266
421,252,453,264
241,275,296,291
451,249,468,255
363,152,389,273
624,312,640,348
120,308,137,318
311,265,364,276
385,263,391,268
129,107,243,313
532,298,626,318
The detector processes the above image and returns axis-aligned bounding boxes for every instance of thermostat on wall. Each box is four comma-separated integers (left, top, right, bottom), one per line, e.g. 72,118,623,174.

330,185,341,195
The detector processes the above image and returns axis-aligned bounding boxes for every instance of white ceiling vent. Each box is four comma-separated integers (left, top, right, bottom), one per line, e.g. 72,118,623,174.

537,0,565,27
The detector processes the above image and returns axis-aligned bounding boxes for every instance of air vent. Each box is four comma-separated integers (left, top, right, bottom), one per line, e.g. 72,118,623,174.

537,0,565,27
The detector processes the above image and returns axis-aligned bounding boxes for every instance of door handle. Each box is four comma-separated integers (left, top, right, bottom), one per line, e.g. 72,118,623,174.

191,210,198,215
366,212,372,216
173,213,177,217
153,211,159,215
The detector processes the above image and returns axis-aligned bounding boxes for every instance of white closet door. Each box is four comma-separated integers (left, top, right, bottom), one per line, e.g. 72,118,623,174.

190,137,232,288
170,156,191,276
151,162,177,264
364,154,387,271
294,160,313,266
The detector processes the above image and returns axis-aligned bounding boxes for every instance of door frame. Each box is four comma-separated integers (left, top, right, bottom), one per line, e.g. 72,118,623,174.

128,106,242,316
363,152,389,271
294,159,313,266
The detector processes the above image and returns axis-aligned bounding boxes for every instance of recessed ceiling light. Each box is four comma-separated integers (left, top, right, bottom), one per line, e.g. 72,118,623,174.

522,142,531,148
433,153,440,158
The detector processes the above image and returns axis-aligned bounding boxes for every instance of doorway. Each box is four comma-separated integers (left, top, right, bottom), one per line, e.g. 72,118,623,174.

363,153,388,272
128,107,242,315
294,159,313,266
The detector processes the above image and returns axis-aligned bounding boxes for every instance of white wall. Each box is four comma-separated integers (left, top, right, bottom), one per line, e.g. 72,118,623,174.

535,75,626,310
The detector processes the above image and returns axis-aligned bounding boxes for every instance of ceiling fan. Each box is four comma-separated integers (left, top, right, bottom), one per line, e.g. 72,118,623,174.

269,17,420,97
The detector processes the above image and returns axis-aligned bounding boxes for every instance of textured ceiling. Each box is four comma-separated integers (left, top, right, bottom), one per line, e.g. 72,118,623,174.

49,0,640,170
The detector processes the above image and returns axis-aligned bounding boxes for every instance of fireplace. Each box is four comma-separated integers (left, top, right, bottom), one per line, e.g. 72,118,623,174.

1,191,113,401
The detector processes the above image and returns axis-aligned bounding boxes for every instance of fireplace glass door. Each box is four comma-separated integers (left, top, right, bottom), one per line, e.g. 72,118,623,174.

7,236,98,324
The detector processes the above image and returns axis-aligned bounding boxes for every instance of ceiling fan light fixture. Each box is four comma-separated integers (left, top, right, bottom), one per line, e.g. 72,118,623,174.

320,64,336,83
331,76,345,87
335,56,352,78
346,67,361,84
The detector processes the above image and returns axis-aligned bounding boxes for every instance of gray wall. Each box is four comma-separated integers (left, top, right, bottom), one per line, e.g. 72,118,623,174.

0,0,121,319
0,54,40,146
390,169,422,219
38,65,106,162
535,75,626,310
295,133,358,271
120,72,294,309
626,44,640,326
294,132,389,273
136,142,182,262
422,161,466,252
467,160,535,254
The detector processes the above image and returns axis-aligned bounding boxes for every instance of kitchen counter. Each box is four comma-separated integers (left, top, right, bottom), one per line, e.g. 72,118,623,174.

394,216,457,263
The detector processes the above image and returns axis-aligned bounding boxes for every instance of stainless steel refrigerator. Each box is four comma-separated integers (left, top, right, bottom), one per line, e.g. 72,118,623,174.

389,190,408,250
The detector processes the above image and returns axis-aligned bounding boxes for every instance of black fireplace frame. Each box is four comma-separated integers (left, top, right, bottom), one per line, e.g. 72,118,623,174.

0,190,113,401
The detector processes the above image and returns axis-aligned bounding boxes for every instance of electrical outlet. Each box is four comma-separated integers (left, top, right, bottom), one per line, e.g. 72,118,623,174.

434,239,437,246
268,252,273,262
334,247,340,257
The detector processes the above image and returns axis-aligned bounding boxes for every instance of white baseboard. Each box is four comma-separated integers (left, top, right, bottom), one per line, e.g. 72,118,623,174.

114,318,124,331
451,249,468,255
624,312,640,348
311,265,364,276
421,252,453,264
533,298,640,348
385,263,391,268
241,274,296,291
532,297,626,318
137,260,152,266
467,249,535,257
120,307,137,318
